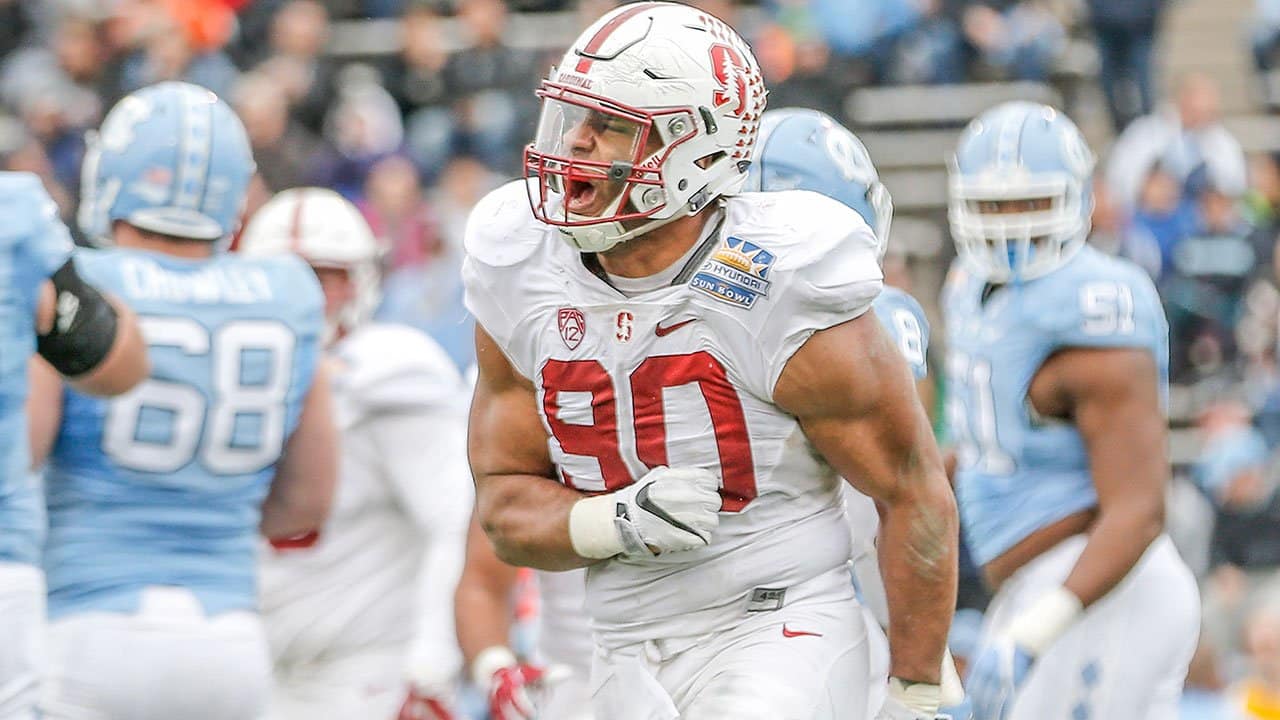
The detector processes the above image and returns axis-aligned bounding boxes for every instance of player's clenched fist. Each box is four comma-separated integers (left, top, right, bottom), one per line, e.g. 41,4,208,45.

568,466,721,559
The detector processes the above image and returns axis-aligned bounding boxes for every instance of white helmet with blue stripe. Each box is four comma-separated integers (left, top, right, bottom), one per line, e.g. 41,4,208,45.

948,101,1096,283
745,108,893,258
79,81,255,244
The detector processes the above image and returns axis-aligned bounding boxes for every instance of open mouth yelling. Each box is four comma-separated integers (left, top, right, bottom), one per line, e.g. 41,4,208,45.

566,178,600,214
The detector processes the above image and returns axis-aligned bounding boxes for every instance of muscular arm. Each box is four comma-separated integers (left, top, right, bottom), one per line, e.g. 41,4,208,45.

775,313,958,684
1029,347,1166,607
261,360,339,539
455,514,521,668
35,272,149,398
470,325,590,571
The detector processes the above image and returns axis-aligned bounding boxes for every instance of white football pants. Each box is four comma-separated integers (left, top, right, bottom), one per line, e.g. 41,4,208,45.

983,534,1200,720
266,648,406,720
41,587,271,720
0,562,44,720
590,567,873,720
537,667,595,720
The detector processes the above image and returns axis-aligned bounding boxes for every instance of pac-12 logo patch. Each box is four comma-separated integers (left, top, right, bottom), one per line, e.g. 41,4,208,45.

558,307,586,350
691,236,775,309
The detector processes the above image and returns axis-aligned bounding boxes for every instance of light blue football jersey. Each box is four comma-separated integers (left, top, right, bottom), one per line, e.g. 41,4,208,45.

873,286,930,379
943,245,1168,566
0,174,72,565
43,247,323,618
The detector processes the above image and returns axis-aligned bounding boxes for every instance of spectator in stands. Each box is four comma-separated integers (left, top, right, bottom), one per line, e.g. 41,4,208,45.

441,0,540,173
375,155,498,372
1122,163,1198,279
1088,0,1166,132
384,2,454,179
116,7,239,98
313,64,405,201
359,153,441,272
1245,152,1280,274
256,0,337,133
1,14,106,131
752,23,853,120
1228,592,1280,718
1195,402,1280,671
1107,72,1248,213
232,71,331,192
1252,0,1280,75
959,0,1065,81
1160,177,1257,381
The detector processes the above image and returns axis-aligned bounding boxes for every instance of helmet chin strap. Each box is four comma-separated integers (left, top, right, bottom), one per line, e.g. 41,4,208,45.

559,170,744,253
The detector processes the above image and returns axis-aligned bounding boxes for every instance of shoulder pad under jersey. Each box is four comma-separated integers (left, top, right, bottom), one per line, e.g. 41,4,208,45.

463,179,547,268
331,323,465,427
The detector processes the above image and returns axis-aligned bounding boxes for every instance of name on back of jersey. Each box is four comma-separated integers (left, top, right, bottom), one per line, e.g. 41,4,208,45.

121,256,273,304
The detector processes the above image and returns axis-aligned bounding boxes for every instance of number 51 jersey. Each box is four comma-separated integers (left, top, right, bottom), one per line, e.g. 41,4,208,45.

463,181,883,647
43,247,324,619
943,244,1168,568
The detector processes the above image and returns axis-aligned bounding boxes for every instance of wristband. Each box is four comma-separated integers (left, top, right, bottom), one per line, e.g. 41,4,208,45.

1006,585,1083,657
568,494,624,559
889,676,941,715
471,645,519,688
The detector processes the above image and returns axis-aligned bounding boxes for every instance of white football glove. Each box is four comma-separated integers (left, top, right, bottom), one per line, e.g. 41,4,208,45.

569,466,721,559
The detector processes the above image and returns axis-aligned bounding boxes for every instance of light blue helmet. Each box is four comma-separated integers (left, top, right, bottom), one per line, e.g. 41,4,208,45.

79,81,254,243
948,101,1096,282
745,108,893,257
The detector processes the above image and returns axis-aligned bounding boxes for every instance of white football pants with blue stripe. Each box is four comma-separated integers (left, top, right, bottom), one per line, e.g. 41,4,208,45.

981,534,1199,720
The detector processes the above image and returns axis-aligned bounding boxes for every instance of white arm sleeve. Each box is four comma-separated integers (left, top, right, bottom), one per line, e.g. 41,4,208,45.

369,406,474,691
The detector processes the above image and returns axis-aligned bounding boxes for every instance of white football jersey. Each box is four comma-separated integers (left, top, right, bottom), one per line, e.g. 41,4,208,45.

258,323,472,687
535,569,592,674
463,181,883,647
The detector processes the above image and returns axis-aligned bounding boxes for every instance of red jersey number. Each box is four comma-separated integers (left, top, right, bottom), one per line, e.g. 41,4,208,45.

540,352,757,511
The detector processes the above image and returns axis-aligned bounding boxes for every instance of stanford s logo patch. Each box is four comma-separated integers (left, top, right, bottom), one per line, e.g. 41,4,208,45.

709,43,749,118
615,311,633,344
558,307,586,350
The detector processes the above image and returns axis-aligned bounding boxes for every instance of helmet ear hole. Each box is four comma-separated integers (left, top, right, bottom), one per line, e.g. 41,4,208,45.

696,151,725,170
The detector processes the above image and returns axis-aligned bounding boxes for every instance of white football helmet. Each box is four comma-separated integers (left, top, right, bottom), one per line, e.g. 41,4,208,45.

239,187,381,343
525,1,767,253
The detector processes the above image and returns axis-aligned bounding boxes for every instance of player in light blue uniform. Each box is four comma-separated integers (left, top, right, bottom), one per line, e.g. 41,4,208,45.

746,108,929,378
28,82,338,720
748,108,974,720
0,173,148,720
944,102,1199,720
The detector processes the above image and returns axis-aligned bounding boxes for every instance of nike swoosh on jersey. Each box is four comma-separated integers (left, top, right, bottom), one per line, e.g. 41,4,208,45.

654,318,698,337
781,624,823,638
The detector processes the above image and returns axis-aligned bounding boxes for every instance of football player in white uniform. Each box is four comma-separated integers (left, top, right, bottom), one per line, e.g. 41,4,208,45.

241,188,473,720
462,4,959,720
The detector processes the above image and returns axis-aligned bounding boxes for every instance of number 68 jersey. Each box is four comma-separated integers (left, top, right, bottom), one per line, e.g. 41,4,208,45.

43,247,323,619
942,245,1168,568
463,181,883,647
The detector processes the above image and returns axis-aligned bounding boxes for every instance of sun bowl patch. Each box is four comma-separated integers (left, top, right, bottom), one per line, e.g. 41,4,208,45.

691,236,775,309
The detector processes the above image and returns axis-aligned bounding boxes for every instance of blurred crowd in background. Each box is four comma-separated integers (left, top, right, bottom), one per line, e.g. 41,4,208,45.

14,0,1280,717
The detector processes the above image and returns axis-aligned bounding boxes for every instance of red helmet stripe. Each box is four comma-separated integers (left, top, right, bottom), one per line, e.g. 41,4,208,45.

574,2,665,74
